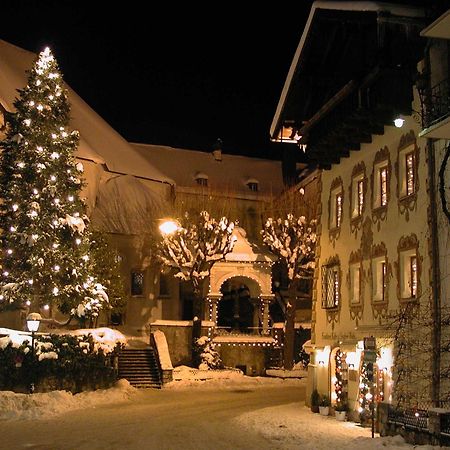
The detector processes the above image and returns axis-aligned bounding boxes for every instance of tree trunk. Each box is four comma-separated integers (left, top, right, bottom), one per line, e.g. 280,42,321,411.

283,285,297,370
191,279,205,366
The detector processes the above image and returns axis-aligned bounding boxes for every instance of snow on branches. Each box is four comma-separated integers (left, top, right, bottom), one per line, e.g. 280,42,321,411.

261,213,317,281
157,211,236,292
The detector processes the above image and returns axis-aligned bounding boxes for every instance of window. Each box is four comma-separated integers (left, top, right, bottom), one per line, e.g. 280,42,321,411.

373,163,389,208
351,174,365,218
330,188,343,229
247,181,258,192
349,264,361,304
372,257,388,302
398,148,416,199
196,177,208,187
322,264,340,309
405,152,415,196
380,166,388,206
410,255,418,298
194,172,208,187
399,249,418,299
329,177,344,241
131,271,144,296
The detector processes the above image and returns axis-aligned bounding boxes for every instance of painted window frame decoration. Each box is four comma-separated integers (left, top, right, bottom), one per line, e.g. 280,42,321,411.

371,146,391,230
370,242,390,319
328,177,344,243
349,162,367,234
396,234,422,303
396,130,419,221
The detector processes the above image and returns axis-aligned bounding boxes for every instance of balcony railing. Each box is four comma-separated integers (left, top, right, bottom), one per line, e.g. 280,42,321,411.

423,78,450,128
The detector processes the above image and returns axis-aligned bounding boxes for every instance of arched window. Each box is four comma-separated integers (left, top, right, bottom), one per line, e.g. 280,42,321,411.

194,172,208,187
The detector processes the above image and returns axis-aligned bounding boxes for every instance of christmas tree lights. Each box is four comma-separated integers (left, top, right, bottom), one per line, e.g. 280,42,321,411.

0,47,108,320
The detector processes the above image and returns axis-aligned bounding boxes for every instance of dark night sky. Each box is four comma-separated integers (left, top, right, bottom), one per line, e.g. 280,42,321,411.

1,1,316,160
2,0,435,160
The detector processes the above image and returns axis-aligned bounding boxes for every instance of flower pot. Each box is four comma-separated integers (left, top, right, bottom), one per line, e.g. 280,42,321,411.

311,405,320,413
335,410,347,421
319,406,330,416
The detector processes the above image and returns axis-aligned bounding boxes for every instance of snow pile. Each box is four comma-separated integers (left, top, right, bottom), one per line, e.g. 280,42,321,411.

152,330,173,370
168,366,306,390
266,368,307,378
0,379,136,421
235,402,444,450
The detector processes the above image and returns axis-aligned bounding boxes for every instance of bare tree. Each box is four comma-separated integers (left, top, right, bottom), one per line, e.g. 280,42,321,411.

261,214,317,369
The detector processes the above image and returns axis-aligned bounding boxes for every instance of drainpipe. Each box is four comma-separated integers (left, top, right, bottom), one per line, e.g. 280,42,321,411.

424,42,441,407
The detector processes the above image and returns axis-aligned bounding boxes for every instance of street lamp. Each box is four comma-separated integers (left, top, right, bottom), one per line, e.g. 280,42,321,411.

26,312,41,394
159,219,179,235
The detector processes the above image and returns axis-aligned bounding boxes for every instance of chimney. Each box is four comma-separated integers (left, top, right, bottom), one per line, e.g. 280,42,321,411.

212,138,223,162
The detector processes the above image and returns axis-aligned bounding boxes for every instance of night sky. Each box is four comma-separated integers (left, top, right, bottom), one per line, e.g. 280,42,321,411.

1,1,316,160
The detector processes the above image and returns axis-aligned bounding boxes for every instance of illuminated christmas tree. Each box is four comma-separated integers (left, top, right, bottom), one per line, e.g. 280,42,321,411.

0,48,108,320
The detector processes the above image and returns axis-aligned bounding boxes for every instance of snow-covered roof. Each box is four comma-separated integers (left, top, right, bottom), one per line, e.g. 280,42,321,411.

226,227,277,263
270,1,426,138
131,143,284,196
90,174,166,234
0,40,173,185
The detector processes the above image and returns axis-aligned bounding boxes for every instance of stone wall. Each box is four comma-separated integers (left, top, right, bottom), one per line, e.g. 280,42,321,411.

216,345,269,376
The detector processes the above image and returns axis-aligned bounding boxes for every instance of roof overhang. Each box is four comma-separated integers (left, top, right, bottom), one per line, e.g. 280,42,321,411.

270,1,426,168
420,9,450,39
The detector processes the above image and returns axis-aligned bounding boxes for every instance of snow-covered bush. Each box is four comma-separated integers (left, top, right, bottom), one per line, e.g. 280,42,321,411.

194,336,223,370
0,329,124,392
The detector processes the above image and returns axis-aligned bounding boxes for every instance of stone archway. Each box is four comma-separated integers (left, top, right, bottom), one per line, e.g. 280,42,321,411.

207,228,276,334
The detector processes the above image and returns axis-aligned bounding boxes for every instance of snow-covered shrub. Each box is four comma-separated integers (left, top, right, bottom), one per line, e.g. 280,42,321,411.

0,331,124,392
194,336,223,370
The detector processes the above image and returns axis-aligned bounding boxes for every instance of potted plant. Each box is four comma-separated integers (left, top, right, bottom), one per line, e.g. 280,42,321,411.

319,394,330,416
334,401,348,421
310,389,320,413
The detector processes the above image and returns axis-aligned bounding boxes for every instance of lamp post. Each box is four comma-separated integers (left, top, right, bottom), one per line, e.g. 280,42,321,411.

26,312,41,394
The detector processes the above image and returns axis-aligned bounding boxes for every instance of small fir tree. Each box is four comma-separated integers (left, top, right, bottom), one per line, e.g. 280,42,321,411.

0,47,108,320
261,214,316,369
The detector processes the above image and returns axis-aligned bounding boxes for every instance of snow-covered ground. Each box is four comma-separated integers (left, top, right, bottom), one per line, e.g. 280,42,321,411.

0,374,447,449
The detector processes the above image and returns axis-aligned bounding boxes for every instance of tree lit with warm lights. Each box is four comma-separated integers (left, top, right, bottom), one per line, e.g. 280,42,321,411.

0,47,108,319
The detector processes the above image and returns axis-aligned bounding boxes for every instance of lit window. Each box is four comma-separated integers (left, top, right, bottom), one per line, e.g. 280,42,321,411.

350,264,361,304
373,161,389,208
410,255,417,298
379,166,388,207
351,174,365,218
336,192,342,227
131,271,144,296
322,264,340,309
399,249,418,299
405,152,415,196
398,146,417,199
372,257,388,302
330,187,343,229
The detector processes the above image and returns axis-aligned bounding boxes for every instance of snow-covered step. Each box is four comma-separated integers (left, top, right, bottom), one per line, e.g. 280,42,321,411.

118,348,162,389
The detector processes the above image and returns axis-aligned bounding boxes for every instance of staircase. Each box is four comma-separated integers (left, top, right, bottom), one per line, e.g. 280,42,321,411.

118,347,162,388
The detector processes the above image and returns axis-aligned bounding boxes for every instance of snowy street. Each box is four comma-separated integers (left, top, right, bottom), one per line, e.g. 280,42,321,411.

0,378,446,450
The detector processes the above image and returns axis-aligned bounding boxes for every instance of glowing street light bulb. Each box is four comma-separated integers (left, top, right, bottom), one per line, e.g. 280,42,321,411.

394,116,405,128
159,220,179,235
